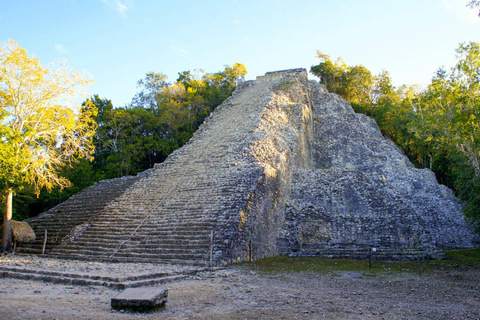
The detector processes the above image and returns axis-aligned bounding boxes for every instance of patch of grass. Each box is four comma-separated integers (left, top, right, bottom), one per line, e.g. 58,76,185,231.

444,248,480,264
275,80,294,93
248,256,371,274
244,248,480,275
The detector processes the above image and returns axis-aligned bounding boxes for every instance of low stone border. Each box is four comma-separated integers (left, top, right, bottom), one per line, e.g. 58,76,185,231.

0,254,221,289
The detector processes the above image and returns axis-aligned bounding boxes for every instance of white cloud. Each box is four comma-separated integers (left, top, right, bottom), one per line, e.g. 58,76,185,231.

168,40,188,57
101,0,131,15
233,19,241,25
54,44,67,53
442,0,480,23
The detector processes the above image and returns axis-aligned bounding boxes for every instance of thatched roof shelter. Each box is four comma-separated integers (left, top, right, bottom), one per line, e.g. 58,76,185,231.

1,220,36,243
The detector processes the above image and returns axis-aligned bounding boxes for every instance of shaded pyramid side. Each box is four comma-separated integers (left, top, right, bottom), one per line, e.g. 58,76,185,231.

278,82,479,260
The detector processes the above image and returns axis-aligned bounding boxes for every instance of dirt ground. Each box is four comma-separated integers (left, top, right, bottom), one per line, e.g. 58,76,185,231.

1,258,479,319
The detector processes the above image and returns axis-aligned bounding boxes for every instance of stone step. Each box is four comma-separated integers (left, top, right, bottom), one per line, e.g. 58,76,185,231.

88,213,219,223
46,252,209,266
15,246,44,254
52,247,208,258
49,250,208,263
59,239,210,250
88,219,217,227
76,229,213,239
112,251,206,260
62,240,210,251
0,267,190,289
122,242,209,250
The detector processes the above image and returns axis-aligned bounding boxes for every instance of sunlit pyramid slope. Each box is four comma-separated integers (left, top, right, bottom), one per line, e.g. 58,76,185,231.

22,69,313,265
20,69,478,264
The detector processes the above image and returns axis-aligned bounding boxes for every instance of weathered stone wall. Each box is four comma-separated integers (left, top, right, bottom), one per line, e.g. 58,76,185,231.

278,82,479,260
225,69,314,262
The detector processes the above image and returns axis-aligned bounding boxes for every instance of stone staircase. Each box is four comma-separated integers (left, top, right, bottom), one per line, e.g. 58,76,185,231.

0,266,191,289
20,69,313,265
19,175,143,255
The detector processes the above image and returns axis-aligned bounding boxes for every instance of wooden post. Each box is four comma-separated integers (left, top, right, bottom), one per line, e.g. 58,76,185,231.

1,190,13,252
369,247,376,269
209,230,213,268
42,229,48,254
248,239,253,263
369,247,372,269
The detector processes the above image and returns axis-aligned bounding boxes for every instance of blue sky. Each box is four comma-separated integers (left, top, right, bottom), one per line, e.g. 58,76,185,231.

1,0,479,107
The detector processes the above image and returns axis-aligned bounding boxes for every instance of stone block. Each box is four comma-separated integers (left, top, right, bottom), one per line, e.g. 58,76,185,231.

111,287,168,311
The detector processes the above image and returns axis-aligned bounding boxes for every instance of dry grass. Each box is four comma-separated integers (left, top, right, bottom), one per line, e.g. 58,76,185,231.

0,220,36,243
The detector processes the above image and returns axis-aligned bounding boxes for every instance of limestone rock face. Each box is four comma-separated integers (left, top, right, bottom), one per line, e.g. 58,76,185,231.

278,80,478,260
20,69,478,264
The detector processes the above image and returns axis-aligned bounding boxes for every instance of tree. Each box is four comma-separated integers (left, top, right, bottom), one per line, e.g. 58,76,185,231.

409,42,480,226
467,0,480,16
311,51,349,95
413,42,480,176
311,51,375,104
131,72,168,109
0,40,96,251
345,65,374,105
373,70,399,106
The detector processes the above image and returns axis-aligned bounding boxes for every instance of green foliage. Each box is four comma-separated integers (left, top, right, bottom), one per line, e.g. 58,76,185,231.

0,40,96,247
10,158,96,222
409,42,480,226
452,163,480,229
311,50,374,105
468,0,480,16
0,40,96,195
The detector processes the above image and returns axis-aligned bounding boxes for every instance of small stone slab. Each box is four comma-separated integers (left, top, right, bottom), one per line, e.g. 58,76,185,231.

111,287,168,311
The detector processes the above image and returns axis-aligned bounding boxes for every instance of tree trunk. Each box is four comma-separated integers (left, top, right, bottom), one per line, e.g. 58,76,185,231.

2,189,13,253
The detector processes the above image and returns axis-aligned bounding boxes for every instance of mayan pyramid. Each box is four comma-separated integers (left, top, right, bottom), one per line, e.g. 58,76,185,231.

20,69,478,265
